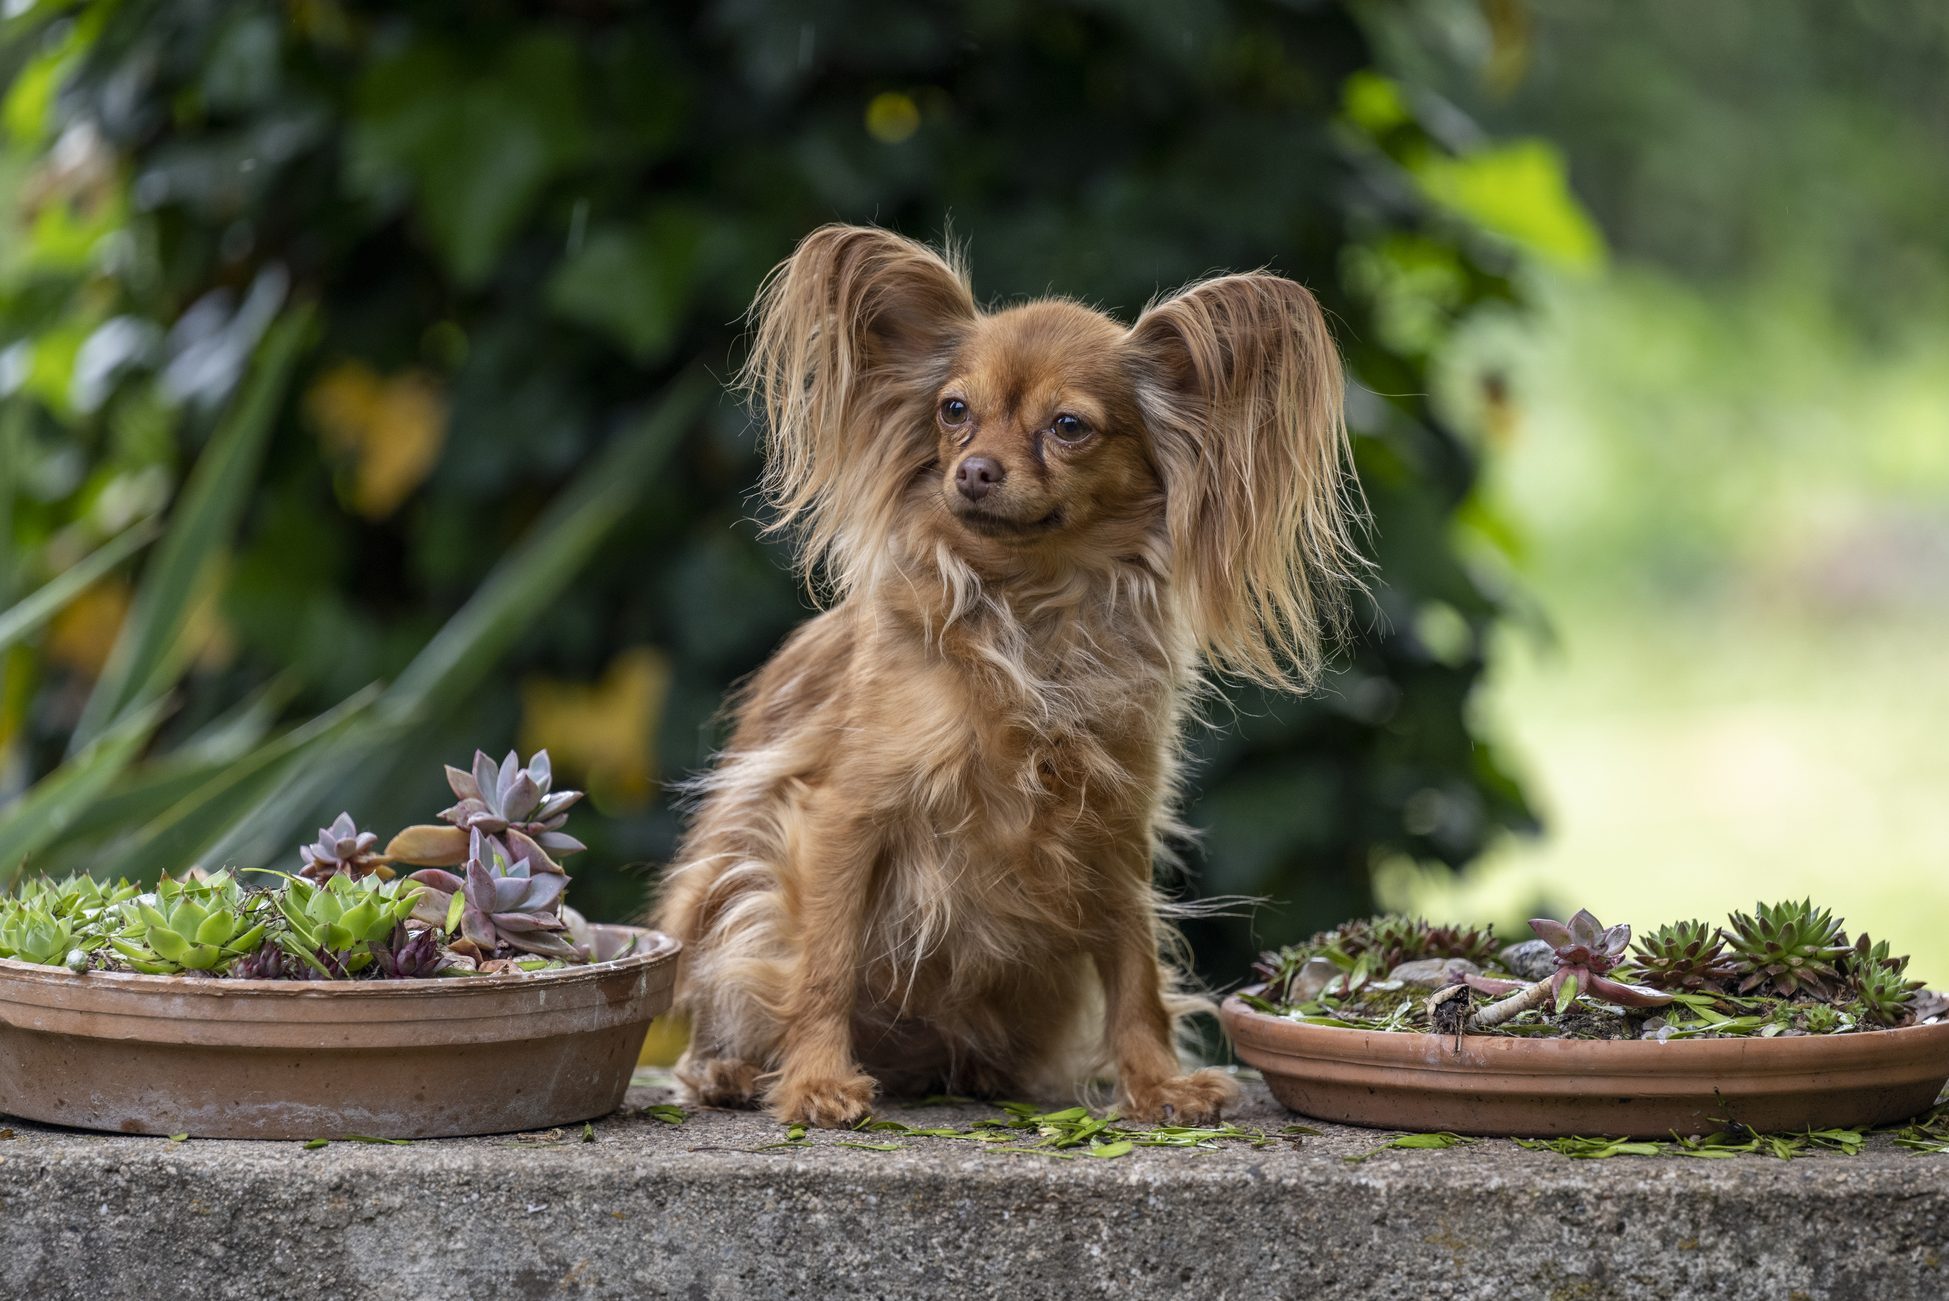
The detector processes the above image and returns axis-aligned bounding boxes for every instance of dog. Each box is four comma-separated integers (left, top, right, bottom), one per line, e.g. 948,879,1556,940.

653,225,1360,1127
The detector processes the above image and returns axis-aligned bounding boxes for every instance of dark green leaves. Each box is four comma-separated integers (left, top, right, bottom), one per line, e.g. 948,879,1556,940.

547,212,703,363
347,36,591,285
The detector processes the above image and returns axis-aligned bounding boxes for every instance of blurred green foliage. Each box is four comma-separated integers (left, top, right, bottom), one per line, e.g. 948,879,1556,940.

0,0,1560,984
1365,2,1949,980
1386,0,1949,327
1393,1,1949,611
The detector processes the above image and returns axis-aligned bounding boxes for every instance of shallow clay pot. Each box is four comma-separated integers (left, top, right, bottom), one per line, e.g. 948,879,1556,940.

0,924,678,1140
1222,993,1949,1137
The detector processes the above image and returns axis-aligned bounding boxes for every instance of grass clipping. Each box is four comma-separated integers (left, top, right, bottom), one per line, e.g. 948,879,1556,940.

748,1099,1314,1159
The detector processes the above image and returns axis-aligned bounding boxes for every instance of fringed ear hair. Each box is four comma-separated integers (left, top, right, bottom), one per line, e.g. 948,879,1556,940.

740,224,977,595
1127,273,1365,690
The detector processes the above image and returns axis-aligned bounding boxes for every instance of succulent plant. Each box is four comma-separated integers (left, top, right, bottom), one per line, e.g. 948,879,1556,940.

385,749,585,873
1249,945,1327,1004
408,829,577,961
1843,934,1925,1027
369,923,446,978
1463,910,1673,1029
1422,923,1500,966
1628,920,1738,992
109,871,270,974
1313,914,1499,970
0,903,81,967
1844,932,1910,977
1720,899,1851,998
442,749,585,847
29,874,140,922
298,812,393,882
0,749,609,981
276,873,423,978
226,944,291,980
1852,963,1924,1028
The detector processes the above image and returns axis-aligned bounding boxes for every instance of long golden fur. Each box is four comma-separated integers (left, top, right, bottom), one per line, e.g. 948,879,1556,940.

653,225,1361,1126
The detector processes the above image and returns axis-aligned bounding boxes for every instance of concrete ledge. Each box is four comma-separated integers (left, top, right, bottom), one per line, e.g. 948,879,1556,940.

3,1072,1944,1300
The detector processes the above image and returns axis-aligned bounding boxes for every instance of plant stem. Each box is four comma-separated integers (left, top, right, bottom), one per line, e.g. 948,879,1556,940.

1469,977,1555,1030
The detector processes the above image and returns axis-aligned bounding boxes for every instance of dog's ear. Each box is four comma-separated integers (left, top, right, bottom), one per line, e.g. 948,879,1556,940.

1128,273,1364,690
742,224,977,592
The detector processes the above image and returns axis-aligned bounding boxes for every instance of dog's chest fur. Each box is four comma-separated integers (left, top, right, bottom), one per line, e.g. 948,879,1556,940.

835,573,1185,1007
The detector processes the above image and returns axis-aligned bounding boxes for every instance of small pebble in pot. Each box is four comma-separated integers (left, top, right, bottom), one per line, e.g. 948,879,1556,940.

1498,938,1557,982
1388,957,1482,988
1285,955,1342,1003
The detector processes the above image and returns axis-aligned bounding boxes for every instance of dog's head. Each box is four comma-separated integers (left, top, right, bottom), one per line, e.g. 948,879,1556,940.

742,224,1363,688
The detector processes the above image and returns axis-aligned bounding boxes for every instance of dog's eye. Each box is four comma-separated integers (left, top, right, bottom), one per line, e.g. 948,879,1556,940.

1050,414,1091,441
939,398,970,426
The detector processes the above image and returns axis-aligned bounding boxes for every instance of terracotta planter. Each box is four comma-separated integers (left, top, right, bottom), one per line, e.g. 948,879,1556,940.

0,925,678,1140
1222,994,1949,1137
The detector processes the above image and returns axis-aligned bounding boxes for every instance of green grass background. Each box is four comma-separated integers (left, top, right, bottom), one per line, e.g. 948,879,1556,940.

1391,270,1949,981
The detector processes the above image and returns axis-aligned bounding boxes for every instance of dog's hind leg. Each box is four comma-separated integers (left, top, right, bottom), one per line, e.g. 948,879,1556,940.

658,855,792,1110
672,973,783,1109
675,1035,764,1108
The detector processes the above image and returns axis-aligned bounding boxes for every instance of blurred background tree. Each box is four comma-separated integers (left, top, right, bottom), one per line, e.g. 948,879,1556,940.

1372,2,1949,980
0,0,1583,989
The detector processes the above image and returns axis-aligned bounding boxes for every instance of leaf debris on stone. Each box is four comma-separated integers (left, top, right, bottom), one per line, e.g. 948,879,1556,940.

753,1098,1279,1160
1515,1126,1868,1160
1344,1131,1478,1164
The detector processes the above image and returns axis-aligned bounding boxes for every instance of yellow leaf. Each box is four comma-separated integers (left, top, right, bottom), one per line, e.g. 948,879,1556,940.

520,647,669,809
865,91,920,145
383,824,470,867
44,579,130,677
305,361,447,519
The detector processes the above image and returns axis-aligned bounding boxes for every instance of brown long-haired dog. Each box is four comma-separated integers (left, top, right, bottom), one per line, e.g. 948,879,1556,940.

654,225,1361,1127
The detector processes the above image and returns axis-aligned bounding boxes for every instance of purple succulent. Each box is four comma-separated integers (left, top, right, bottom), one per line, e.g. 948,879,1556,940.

298,812,391,882
226,945,290,980
1464,909,1673,1029
438,749,586,868
408,829,579,961
370,923,446,979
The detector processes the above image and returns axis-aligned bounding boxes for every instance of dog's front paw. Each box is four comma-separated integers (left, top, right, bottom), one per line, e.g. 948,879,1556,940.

1122,1067,1240,1125
768,1071,877,1127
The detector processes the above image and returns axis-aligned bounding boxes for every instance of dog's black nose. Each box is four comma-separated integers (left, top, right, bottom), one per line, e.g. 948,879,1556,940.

955,456,1005,501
